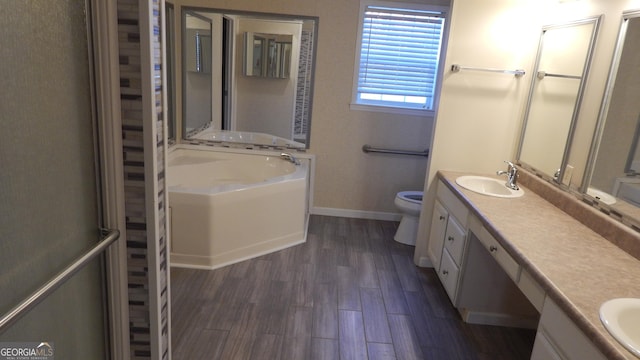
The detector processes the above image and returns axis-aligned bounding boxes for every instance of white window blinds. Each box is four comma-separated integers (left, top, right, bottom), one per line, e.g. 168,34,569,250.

356,6,445,111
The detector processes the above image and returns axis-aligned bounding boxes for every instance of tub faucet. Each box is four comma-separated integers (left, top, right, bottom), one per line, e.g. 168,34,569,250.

496,161,519,190
280,152,300,165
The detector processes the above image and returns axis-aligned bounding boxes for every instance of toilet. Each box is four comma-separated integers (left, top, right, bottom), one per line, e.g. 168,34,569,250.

393,191,423,246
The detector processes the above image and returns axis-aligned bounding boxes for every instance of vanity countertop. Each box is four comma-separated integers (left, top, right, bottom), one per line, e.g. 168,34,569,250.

438,170,640,360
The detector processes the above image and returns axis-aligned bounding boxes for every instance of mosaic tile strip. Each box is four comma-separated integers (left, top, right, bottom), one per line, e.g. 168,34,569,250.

117,0,169,358
294,29,313,139
152,0,170,358
183,138,307,152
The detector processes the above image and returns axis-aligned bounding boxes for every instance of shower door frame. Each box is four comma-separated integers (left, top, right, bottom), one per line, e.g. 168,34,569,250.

88,0,131,358
0,0,131,358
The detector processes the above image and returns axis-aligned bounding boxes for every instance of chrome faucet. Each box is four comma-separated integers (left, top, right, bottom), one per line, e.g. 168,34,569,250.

496,161,519,190
280,152,300,165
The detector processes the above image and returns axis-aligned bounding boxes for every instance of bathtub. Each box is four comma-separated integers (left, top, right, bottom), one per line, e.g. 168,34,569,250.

191,128,305,149
167,146,309,269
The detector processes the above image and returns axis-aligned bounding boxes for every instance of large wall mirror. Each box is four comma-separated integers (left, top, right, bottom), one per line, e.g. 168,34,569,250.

173,7,318,148
518,17,601,183
585,10,640,212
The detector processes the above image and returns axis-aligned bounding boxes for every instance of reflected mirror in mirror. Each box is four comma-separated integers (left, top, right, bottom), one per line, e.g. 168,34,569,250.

166,2,176,142
518,17,600,181
587,11,640,211
244,32,293,79
176,8,317,148
182,12,213,138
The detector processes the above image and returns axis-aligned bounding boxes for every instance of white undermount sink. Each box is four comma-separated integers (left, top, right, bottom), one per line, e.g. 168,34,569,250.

600,298,640,358
455,175,524,198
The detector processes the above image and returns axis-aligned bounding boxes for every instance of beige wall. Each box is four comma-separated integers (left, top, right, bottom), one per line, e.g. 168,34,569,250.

173,0,448,216
415,0,640,266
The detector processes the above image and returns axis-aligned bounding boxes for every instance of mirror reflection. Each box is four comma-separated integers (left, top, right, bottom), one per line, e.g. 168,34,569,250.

587,12,640,209
244,32,293,79
183,12,213,137
518,17,600,181
176,8,317,148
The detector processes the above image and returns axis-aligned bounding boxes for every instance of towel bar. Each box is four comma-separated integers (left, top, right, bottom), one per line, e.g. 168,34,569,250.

362,144,429,157
451,64,526,77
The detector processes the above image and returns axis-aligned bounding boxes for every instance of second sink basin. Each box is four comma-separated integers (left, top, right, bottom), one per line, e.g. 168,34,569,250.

600,298,640,358
456,176,524,198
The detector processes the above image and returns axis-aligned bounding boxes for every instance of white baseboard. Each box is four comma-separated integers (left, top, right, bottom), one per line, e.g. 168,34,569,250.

311,206,401,221
417,256,433,268
459,309,539,329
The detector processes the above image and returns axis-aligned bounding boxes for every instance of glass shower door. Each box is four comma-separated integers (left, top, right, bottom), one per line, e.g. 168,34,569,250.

0,1,112,358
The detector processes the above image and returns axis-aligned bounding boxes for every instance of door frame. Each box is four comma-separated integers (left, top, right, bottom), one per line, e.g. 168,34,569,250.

90,0,131,358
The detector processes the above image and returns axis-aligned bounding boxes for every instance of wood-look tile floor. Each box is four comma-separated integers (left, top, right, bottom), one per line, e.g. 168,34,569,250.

171,215,536,359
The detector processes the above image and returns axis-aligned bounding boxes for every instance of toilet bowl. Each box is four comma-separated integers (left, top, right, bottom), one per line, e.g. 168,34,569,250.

394,191,423,245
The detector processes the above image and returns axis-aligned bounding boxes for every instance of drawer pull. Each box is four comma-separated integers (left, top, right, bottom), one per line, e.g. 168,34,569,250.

442,270,449,275
439,215,445,220
489,245,498,253
447,236,454,242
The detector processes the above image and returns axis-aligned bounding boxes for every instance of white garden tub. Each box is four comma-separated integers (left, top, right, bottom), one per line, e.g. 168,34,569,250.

167,146,309,269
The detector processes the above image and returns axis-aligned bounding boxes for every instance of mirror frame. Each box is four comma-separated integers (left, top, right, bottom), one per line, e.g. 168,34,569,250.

583,10,640,193
177,6,319,149
517,16,602,184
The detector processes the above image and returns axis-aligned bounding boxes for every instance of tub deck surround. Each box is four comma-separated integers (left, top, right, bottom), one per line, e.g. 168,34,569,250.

437,170,640,360
168,147,311,270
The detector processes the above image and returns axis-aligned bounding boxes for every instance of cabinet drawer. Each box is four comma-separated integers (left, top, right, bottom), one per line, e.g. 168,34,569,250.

444,215,466,265
438,249,460,302
476,226,520,282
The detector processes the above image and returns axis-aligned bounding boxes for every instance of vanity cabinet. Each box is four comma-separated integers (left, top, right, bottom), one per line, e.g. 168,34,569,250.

428,182,538,327
431,173,633,359
429,180,469,304
531,297,607,360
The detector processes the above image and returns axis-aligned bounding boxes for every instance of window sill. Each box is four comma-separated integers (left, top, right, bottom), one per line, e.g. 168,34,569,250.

350,103,435,117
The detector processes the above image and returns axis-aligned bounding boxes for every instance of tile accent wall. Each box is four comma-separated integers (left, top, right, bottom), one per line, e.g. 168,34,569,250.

117,0,169,358
183,137,307,152
294,29,313,140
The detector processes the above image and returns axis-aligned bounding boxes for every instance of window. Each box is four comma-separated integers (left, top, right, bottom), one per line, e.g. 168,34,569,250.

352,1,446,114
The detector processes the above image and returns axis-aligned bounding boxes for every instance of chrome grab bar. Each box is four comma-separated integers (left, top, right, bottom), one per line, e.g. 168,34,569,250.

536,71,582,80
450,64,526,77
362,144,429,157
0,228,120,334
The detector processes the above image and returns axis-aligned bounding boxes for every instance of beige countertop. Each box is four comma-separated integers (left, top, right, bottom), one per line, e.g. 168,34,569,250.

437,170,640,360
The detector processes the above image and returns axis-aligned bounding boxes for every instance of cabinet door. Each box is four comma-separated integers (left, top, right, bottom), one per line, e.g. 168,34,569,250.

531,331,563,360
438,249,460,303
428,200,448,269
444,215,466,265
537,297,607,360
